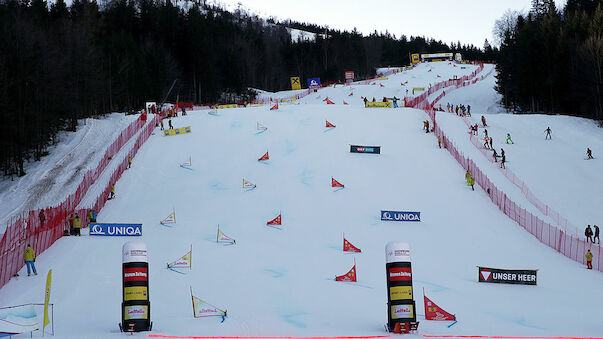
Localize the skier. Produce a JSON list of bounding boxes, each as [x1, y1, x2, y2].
[[585, 250, 593, 270], [585, 225, 594, 243], [446, 103, 450, 112], [594, 225, 600, 244], [437, 136, 442, 148], [500, 153, 506, 169], [474, 124, 479, 136], [73, 214, 82, 236], [168, 119, 173, 130], [109, 185, 115, 200], [467, 104, 471, 116], [544, 127, 552, 140], [492, 149, 498, 162], [484, 129, 488, 138], [392, 97, 398, 108], [506, 133, 514, 144], [481, 115, 487, 127], [363, 97, 368, 107], [23, 244, 37, 276], [181, 106, 187, 116], [484, 136, 489, 149], [128, 156, 132, 169], [586, 148, 593, 159], [425, 120, 430, 133], [489, 136, 493, 149]]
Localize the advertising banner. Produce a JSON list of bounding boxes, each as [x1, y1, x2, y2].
[[411, 53, 420, 64], [124, 305, 149, 320], [389, 286, 413, 300], [163, 126, 192, 137], [121, 242, 150, 332], [307, 78, 321, 89], [388, 266, 412, 281], [350, 145, 381, 154], [378, 77, 389, 81], [124, 286, 148, 301], [124, 267, 148, 282], [365, 102, 392, 108], [385, 241, 416, 331], [90, 223, 143, 236], [381, 211, 421, 222], [478, 267, 538, 285], [412, 87, 425, 92], [391, 304, 414, 320], [216, 104, 238, 109], [290, 77, 301, 90], [345, 71, 354, 80]]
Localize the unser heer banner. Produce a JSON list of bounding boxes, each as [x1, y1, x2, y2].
[[477, 266, 538, 285]]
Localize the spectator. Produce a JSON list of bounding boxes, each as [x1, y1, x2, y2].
[[128, 156, 132, 169], [585, 225, 594, 243], [88, 209, 97, 223], [73, 215, 82, 236], [585, 250, 593, 270], [586, 148, 593, 160], [23, 244, 37, 276], [594, 225, 600, 244], [39, 210, 46, 225]]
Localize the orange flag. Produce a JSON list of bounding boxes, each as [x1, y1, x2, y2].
[[335, 263, 357, 282], [258, 152, 269, 161]]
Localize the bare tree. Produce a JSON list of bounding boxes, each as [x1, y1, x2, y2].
[[492, 9, 521, 46]]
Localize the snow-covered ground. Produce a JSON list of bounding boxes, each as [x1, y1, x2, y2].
[[1, 62, 602, 339]]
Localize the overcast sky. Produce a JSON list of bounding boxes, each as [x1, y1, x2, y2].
[[212, 0, 567, 47]]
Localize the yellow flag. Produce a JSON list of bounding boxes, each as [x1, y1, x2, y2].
[[43, 269, 52, 329]]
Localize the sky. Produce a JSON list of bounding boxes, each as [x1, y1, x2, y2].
[[212, 0, 567, 47]]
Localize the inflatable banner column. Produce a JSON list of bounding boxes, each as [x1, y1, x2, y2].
[[385, 241, 416, 331], [120, 242, 151, 332]]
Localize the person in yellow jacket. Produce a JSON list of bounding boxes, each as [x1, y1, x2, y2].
[[465, 170, 475, 191], [24, 244, 37, 276], [73, 214, 82, 236], [109, 185, 115, 199], [585, 250, 593, 269]]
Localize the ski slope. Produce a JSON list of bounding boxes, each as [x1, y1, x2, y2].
[[1, 62, 602, 339]]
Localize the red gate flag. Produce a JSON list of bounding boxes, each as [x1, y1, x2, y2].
[[267, 213, 281, 226], [326, 120, 336, 128], [424, 294, 455, 321], [335, 262, 357, 282], [348, 92, 353, 96], [343, 235, 361, 253], [343, 101, 349, 105], [326, 98, 335, 105], [331, 178, 344, 188], [258, 152, 269, 161], [270, 103, 278, 110], [323, 97, 329, 102]]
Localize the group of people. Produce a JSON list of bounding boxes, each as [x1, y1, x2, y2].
[[446, 103, 471, 116]]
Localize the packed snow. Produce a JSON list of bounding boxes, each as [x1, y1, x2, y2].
[[1, 61, 602, 339]]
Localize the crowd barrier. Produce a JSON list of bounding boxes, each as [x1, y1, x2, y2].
[[414, 70, 602, 272], [0, 113, 162, 289]]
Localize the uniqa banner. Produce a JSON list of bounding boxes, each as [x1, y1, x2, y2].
[[381, 211, 421, 222], [350, 145, 381, 154], [477, 266, 538, 285], [90, 223, 143, 236]]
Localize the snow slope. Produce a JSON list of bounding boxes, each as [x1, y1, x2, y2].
[[0, 114, 140, 229], [0, 62, 602, 339]]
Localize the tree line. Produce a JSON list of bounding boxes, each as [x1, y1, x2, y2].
[[0, 0, 491, 178], [495, 0, 602, 121]]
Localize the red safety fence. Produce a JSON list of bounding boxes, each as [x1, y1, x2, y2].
[[414, 74, 602, 272], [0, 112, 163, 289]]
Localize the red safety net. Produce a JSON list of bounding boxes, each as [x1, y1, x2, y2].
[[0, 112, 165, 288]]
